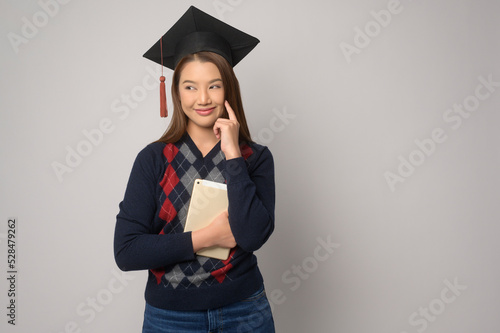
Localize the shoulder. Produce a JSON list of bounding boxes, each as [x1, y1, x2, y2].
[[136, 141, 167, 161], [131, 141, 170, 175]]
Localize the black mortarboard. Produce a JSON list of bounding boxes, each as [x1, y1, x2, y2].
[[143, 6, 260, 70], [143, 6, 259, 117]]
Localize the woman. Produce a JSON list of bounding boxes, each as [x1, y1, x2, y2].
[[114, 6, 276, 332]]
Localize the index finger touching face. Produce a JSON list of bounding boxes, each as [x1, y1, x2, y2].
[[225, 100, 237, 121]]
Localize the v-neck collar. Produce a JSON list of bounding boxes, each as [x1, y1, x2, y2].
[[182, 132, 222, 160]]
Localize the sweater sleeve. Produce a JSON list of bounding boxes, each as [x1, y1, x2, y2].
[[114, 145, 196, 272], [225, 146, 275, 252]]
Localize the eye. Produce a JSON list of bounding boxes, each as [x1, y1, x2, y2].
[[209, 84, 222, 89], [184, 86, 196, 90]]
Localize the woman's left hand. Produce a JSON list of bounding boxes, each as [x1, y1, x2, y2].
[[213, 100, 242, 160]]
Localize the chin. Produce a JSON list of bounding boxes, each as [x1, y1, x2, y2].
[[190, 117, 217, 129]]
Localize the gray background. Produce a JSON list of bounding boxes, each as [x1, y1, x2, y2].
[[1, 0, 499, 332]]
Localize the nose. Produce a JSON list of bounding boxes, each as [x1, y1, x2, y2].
[[198, 88, 211, 105]]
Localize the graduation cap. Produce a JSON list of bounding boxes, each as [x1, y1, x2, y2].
[[143, 6, 260, 117]]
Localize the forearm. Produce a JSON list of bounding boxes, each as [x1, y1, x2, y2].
[[191, 228, 211, 253], [114, 220, 195, 271]]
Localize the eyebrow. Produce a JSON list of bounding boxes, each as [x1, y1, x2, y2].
[[181, 78, 222, 85]]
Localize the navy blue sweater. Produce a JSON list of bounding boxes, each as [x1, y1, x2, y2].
[[114, 134, 275, 310]]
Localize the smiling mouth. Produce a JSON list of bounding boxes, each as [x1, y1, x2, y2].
[[195, 107, 216, 116]]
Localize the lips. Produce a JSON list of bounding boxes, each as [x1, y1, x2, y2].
[[194, 107, 216, 116]]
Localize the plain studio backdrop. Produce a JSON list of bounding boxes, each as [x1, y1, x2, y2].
[[1, 0, 499, 332]]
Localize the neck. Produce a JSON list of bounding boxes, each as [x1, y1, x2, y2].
[[186, 122, 219, 151]]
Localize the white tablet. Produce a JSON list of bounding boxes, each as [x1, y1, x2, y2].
[[184, 179, 231, 260]]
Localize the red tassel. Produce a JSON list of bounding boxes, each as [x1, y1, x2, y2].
[[160, 76, 167, 117], [159, 36, 167, 118]]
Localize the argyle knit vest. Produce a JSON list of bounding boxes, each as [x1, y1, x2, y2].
[[150, 135, 241, 288]]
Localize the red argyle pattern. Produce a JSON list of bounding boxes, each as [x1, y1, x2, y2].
[[150, 137, 254, 289]]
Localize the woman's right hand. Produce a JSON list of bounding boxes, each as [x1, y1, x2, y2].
[[191, 211, 236, 252]]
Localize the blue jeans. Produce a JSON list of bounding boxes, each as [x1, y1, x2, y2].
[[142, 286, 275, 333]]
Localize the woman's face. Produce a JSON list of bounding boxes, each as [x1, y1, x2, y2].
[[178, 60, 225, 130]]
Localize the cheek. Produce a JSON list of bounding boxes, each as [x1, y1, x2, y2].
[[213, 89, 225, 104], [179, 89, 187, 100], [179, 91, 194, 107]]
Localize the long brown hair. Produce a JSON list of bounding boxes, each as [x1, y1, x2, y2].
[[156, 51, 252, 144]]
